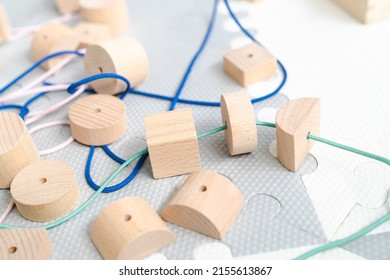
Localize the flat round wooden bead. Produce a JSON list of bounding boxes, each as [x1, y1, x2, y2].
[[220, 92, 257, 155], [11, 160, 80, 222], [84, 36, 149, 95], [0, 112, 40, 189], [79, 0, 129, 36], [0, 228, 52, 260], [69, 94, 127, 146]]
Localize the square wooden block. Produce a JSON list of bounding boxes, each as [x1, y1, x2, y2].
[[144, 108, 201, 179], [332, 0, 390, 23], [223, 43, 277, 87]]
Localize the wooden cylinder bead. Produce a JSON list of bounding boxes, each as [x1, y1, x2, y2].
[[84, 36, 149, 95], [56, 0, 80, 15], [220, 92, 257, 155], [162, 170, 244, 240], [276, 97, 321, 172], [74, 22, 112, 49], [0, 112, 40, 189], [0, 228, 52, 260], [30, 23, 80, 70], [69, 94, 127, 146], [0, 4, 11, 44], [91, 196, 175, 260], [79, 0, 129, 36], [10, 160, 80, 222]]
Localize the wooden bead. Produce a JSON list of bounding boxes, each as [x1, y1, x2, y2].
[[11, 160, 80, 222], [69, 94, 127, 146], [220, 92, 257, 155], [0, 228, 52, 260], [56, 0, 80, 15], [79, 0, 129, 36], [91, 196, 175, 260], [144, 108, 201, 179], [30, 23, 80, 70], [0, 4, 11, 44], [332, 0, 390, 23], [223, 43, 277, 87], [276, 98, 321, 172], [0, 112, 40, 189], [84, 36, 149, 95], [162, 170, 244, 240], [74, 22, 112, 49]]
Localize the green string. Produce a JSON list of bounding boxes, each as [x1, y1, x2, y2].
[[256, 120, 276, 128]]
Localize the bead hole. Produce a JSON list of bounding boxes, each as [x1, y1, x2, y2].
[[247, 53, 253, 58], [124, 215, 132, 222], [39, 178, 47, 184], [8, 247, 17, 254], [95, 108, 101, 113], [200, 185, 207, 192], [98, 67, 103, 73]]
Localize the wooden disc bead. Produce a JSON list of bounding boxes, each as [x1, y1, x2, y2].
[[69, 94, 127, 146], [0, 4, 11, 44], [79, 0, 129, 36], [0, 228, 52, 260], [56, 0, 80, 15], [30, 23, 80, 70], [11, 160, 80, 222], [220, 92, 257, 156], [84, 36, 149, 95], [162, 170, 244, 240], [74, 22, 112, 49], [91, 196, 175, 260], [0, 112, 40, 189]]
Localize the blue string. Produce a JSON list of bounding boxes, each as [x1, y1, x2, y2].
[[101, 145, 126, 164], [19, 91, 54, 119], [0, 105, 27, 117]]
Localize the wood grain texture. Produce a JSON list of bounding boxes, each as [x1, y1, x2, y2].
[[79, 0, 129, 36], [332, 0, 390, 23], [0, 112, 40, 188], [0, 228, 51, 260], [30, 23, 80, 70], [56, 0, 80, 14], [144, 108, 201, 179], [0, 4, 11, 43], [91, 196, 175, 260], [84, 36, 149, 95], [221, 92, 257, 155], [69, 94, 127, 146], [276, 98, 320, 172], [162, 170, 244, 240], [223, 43, 277, 86], [74, 22, 112, 49], [11, 160, 80, 222]]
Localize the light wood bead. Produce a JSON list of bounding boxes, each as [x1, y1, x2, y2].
[[11, 160, 80, 222], [74, 22, 112, 49], [162, 170, 244, 240], [69, 94, 127, 146], [332, 0, 390, 23], [30, 23, 80, 70], [0, 228, 52, 260], [79, 0, 129, 36], [221, 92, 257, 155], [0, 112, 40, 189], [144, 108, 201, 179], [276, 98, 320, 172], [56, 0, 80, 15], [0, 4, 11, 43], [84, 36, 149, 95], [91, 196, 175, 260], [223, 43, 277, 87]]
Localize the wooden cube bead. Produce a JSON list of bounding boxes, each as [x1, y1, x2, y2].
[[56, 0, 80, 15], [74, 22, 112, 49], [332, 0, 390, 24], [276, 98, 320, 172], [0, 4, 11, 44], [0, 229, 52, 260], [162, 170, 244, 240], [0, 112, 40, 189], [91, 196, 175, 260], [221, 92, 257, 155], [84, 36, 149, 95], [223, 43, 277, 87], [11, 160, 80, 222], [144, 108, 201, 179]]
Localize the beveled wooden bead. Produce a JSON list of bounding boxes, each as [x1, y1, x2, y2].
[[332, 0, 390, 24], [162, 170, 244, 240], [11, 160, 80, 222], [276, 97, 321, 172], [84, 36, 149, 95], [69, 94, 127, 146], [74, 22, 112, 49], [56, 0, 80, 15], [0, 228, 52, 260], [91, 196, 175, 260], [0, 4, 11, 43], [221, 92, 257, 155], [0, 112, 40, 189], [223, 43, 277, 86]]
